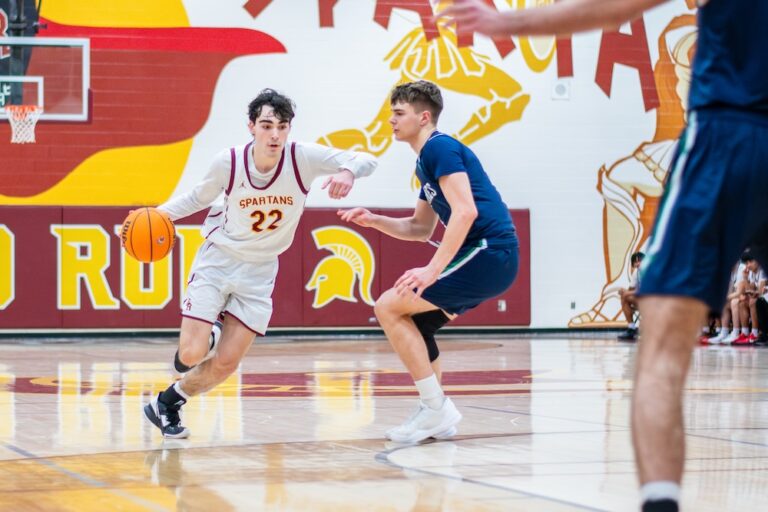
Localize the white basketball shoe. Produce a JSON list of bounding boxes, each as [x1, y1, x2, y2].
[[386, 398, 462, 444]]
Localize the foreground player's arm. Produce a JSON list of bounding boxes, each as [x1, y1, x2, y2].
[[157, 150, 230, 221], [338, 200, 439, 241], [296, 142, 378, 199], [436, 0, 667, 38], [394, 173, 477, 298]]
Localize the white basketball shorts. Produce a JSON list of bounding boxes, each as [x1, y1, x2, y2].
[[182, 241, 278, 334]]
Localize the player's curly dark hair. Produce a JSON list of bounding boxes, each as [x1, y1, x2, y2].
[[248, 89, 296, 123], [390, 80, 443, 123]]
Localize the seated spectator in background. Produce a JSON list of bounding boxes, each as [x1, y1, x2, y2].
[[699, 311, 720, 344], [731, 252, 759, 345], [618, 251, 645, 341], [714, 251, 758, 344], [755, 267, 768, 346], [708, 261, 741, 344]]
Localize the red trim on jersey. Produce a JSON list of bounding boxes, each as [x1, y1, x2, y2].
[[223, 310, 264, 335], [204, 226, 220, 239], [226, 147, 236, 195], [181, 313, 215, 326], [208, 211, 222, 218], [291, 142, 309, 195], [244, 141, 284, 190]]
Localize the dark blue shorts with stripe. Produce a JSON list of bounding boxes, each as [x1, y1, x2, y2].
[[422, 240, 518, 315], [638, 108, 768, 311]]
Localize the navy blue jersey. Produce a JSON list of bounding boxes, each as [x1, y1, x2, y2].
[[416, 132, 517, 248], [689, 1, 768, 113]]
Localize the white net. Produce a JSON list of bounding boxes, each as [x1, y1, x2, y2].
[[5, 105, 43, 144]]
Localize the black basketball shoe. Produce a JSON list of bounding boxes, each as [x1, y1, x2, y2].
[[144, 393, 190, 439]]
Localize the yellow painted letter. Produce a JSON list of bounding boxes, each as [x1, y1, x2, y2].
[[50, 225, 119, 310], [114, 226, 172, 309], [0, 225, 14, 310]]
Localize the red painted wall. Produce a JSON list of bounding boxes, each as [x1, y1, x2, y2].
[[0, 206, 530, 330]]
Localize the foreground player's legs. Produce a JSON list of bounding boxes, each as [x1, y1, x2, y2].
[[632, 296, 707, 508]]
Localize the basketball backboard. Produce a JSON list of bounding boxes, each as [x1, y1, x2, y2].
[[0, 36, 90, 121]]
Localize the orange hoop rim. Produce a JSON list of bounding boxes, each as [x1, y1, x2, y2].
[[4, 104, 43, 120]]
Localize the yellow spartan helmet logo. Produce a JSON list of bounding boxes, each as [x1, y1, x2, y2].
[[305, 226, 376, 309]]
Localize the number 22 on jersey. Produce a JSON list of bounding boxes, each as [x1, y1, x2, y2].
[[251, 209, 283, 233]]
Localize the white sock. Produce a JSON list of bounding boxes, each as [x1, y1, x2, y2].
[[173, 381, 191, 401], [628, 322, 637, 329], [415, 374, 445, 410], [752, 328, 759, 336], [716, 327, 723, 334], [731, 329, 740, 336], [640, 481, 680, 503], [742, 327, 749, 335]]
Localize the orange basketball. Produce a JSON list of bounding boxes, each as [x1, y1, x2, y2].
[[120, 207, 175, 263]]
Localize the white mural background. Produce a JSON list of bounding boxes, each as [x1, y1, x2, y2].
[[168, 0, 693, 328]]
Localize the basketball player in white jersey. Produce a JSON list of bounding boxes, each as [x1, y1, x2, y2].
[[144, 89, 378, 438]]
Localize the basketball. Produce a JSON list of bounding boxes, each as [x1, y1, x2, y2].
[[120, 207, 176, 263]]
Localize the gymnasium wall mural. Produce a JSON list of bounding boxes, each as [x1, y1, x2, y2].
[[0, 0, 697, 328]]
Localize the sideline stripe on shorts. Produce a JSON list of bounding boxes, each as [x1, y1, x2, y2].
[[642, 110, 698, 274], [439, 239, 488, 279]]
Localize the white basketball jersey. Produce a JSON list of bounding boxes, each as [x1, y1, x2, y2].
[[205, 141, 309, 262], [159, 139, 377, 262]]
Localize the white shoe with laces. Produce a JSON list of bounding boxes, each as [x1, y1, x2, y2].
[[432, 426, 458, 439], [707, 331, 726, 344], [386, 397, 462, 444], [722, 330, 740, 344], [385, 403, 423, 440]]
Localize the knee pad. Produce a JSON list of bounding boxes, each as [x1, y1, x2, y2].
[[412, 310, 451, 363]]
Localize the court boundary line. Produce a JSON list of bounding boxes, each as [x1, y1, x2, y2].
[[1, 443, 170, 512], [375, 443, 609, 512]]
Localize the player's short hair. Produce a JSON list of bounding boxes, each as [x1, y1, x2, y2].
[[740, 250, 756, 263], [248, 89, 296, 123], [390, 80, 443, 123], [631, 252, 645, 266]]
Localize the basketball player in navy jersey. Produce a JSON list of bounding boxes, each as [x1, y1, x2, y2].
[[438, 1, 768, 511], [143, 89, 377, 439], [339, 80, 519, 444]]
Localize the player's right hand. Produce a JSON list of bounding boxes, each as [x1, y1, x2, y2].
[[338, 207, 375, 227]]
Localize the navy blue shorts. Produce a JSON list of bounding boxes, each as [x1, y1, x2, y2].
[[422, 240, 518, 315], [638, 108, 768, 311]]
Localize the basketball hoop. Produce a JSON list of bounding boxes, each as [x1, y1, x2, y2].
[[4, 105, 43, 144]]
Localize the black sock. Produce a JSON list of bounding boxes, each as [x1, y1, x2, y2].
[[642, 499, 679, 512], [159, 383, 187, 409]]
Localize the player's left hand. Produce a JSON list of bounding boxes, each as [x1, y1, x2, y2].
[[395, 265, 441, 299], [322, 169, 354, 199]]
